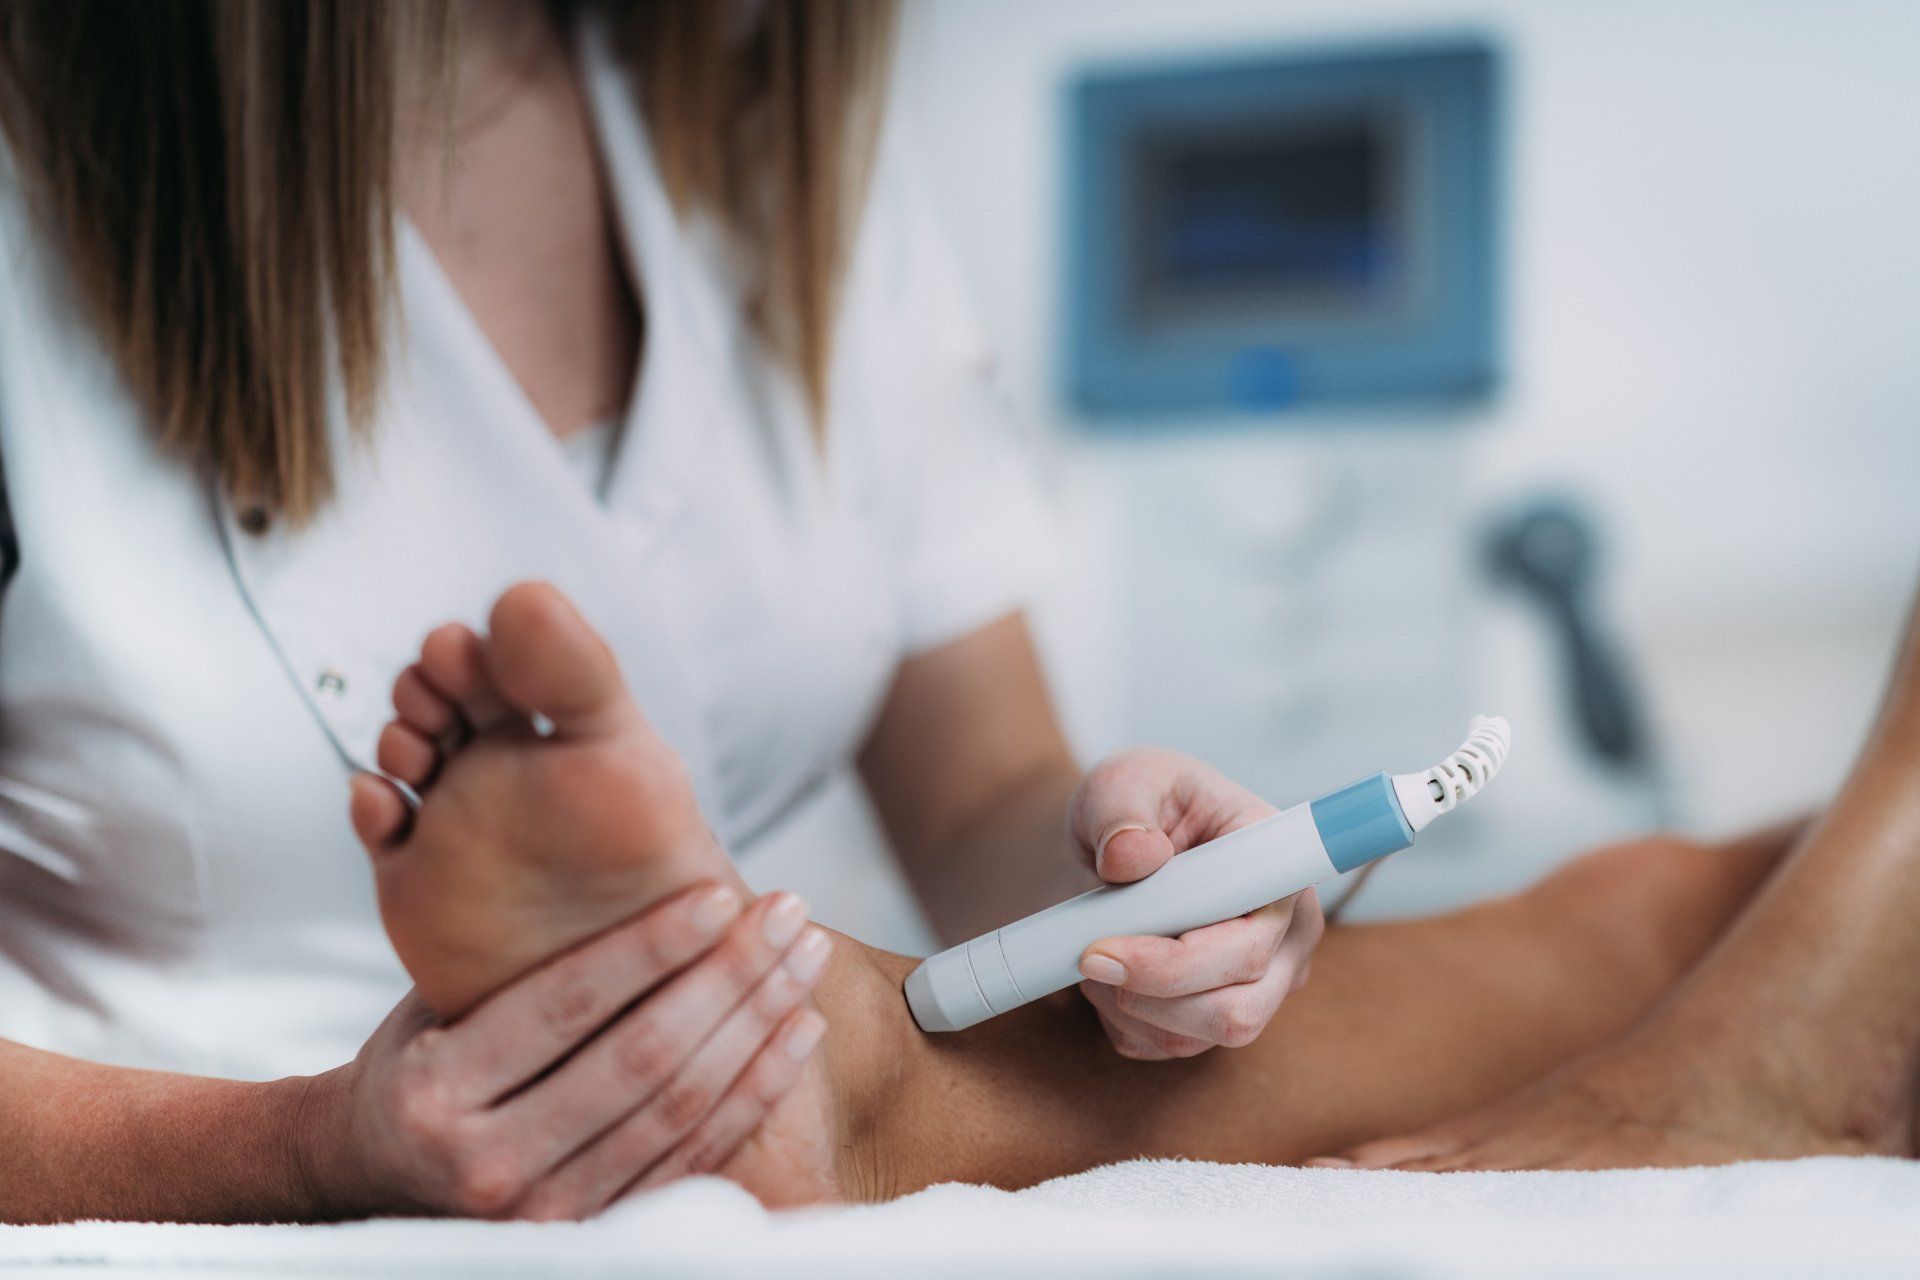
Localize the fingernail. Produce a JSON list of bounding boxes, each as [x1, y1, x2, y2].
[[1094, 824, 1149, 878], [692, 886, 740, 936], [782, 1010, 826, 1060], [762, 893, 808, 949], [784, 926, 832, 984], [1306, 1157, 1356, 1169], [1079, 953, 1127, 985]]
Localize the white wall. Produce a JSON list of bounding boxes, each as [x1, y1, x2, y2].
[[879, 0, 1920, 914]]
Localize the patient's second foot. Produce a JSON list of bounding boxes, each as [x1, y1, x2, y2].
[[1310, 835, 1919, 1178], [1319, 1012, 1914, 1171], [1316, 828, 1914, 1172]]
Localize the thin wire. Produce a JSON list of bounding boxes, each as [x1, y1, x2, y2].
[[1322, 856, 1387, 924]]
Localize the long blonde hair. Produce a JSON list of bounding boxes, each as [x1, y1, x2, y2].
[[0, 0, 898, 523]]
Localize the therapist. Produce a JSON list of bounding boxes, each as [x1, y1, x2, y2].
[[0, 0, 1324, 1223]]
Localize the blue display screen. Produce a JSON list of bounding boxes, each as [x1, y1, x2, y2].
[[1065, 39, 1500, 416], [1130, 115, 1405, 324]]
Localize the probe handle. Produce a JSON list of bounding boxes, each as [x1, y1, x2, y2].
[[1001, 802, 1331, 989], [905, 723, 1514, 1032], [906, 795, 1363, 1033], [904, 754, 1495, 1033]]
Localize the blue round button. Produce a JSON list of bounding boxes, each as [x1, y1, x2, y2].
[[1224, 346, 1302, 411]]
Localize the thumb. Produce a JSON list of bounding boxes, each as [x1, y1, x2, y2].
[[1094, 822, 1176, 883], [1072, 750, 1196, 883]]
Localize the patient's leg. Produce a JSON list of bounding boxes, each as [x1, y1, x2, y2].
[[356, 581, 1819, 1207], [835, 824, 1802, 1195], [1326, 589, 1920, 1171]]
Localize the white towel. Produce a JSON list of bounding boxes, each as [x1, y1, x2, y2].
[[3, 1157, 1916, 1277]]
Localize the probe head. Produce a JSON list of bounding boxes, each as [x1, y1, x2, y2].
[[1392, 714, 1512, 833]]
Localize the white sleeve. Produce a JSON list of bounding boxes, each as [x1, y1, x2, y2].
[[838, 121, 1059, 656]]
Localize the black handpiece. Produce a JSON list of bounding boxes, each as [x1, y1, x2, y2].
[[1484, 499, 1646, 769]]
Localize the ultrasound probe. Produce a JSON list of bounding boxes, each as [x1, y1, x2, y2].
[[905, 717, 1513, 1033]]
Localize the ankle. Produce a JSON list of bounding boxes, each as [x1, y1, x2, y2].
[[813, 940, 920, 1202], [1643, 988, 1915, 1151]]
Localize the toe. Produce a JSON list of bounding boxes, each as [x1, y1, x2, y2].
[[349, 773, 412, 852], [419, 622, 507, 730], [377, 720, 441, 789], [1397, 1152, 1473, 1172], [485, 582, 639, 739], [392, 664, 460, 740], [1335, 1132, 1460, 1170]]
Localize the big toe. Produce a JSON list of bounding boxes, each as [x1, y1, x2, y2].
[[485, 581, 639, 739]]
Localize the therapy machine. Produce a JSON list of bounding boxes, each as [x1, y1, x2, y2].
[[905, 717, 1512, 1033]]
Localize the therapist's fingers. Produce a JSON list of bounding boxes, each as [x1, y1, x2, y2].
[[624, 1007, 827, 1202], [418, 622, 509, 732], [432, 882, 748, 1103], [517, 938, 829, 1219], [1069, 751, 1182, 882], [1070, 748, 1277, 884], [1078, 980, 1212, 1059], [1097, 824, 1178, 885], [1099, 965, 1292, 1049], [1096, 903, 1320, 1049], [1082, 897, 1300, 999], [623, 1006, 826, 1202], [489, 896, 815, 1167], [1079, 894, 1323, 1054]]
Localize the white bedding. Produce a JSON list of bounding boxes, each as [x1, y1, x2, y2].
[[3, 1157, 1916, 1278]]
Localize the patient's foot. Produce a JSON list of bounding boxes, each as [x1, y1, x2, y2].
[[1317, 1009, 1915, 1171], [1314, 827, 1910, 1172], [349, 581, 749, 1016], [347, 581, 860, 1205]]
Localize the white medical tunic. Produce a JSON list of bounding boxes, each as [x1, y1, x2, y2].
[[0, 25, 1051, 1081]]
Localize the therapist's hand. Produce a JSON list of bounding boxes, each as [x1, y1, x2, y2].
[[299, 883, 829, 1220], [1069, 750, 1325, 1060]]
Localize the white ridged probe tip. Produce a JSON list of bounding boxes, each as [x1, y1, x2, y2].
[[1391, 715, 1512, 834]]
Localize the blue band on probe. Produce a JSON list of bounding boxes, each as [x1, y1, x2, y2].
[[1309, 772, 1416, 873]]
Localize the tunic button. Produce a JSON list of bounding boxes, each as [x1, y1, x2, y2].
[[315, 668, 348, 702], [238, 506, 270, 535]]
